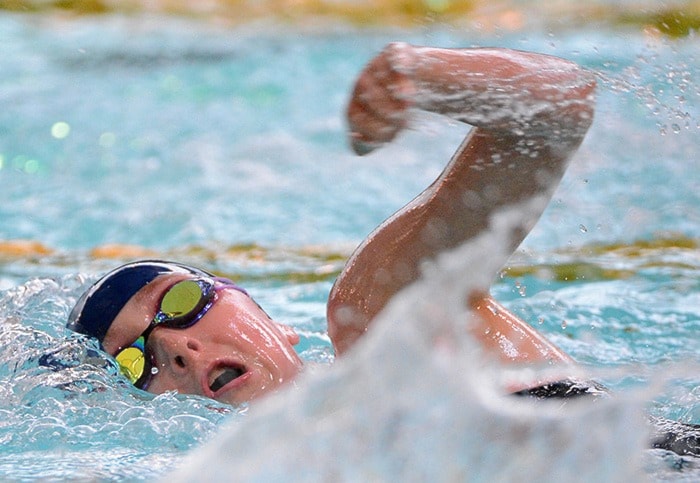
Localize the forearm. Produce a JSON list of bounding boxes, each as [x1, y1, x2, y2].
[[402, 44, 596, 137]]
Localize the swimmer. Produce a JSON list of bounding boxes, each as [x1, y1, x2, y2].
[[66, 43, 699, 455]]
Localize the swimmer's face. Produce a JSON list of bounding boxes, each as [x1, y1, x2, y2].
[[102, 274, 303, 405]]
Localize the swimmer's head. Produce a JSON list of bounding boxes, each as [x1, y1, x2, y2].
[[67, 260, 212, 344], [67, 260, 303, 405]]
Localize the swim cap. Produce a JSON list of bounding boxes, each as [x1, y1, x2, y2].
[[66, 260, 213, 344]]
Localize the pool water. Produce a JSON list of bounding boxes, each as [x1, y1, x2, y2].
[[0, 11, 698, 482]]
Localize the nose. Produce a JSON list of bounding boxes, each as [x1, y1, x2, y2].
[[150, 328, 204, 375]]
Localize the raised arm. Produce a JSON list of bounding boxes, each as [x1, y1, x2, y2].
[[328, 43, 596, 356]]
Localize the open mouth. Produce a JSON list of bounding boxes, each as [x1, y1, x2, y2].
[[208, 363, 247, 393]]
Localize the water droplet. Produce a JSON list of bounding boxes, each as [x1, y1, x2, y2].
[[151, 367, 159, 375], [538, 317, 545, 325], [561, 321, 568, 330], [579, 224, 588, 233], [671, 123, 681, 133], [51, 121, 71, 139], [24, 159, 40, 174]]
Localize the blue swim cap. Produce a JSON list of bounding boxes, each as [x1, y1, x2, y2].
[[67, 260, 213, 344]]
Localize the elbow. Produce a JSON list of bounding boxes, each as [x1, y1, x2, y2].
[[579, 70, 597, 117], [545, 70, 597, 142], [571, 72, 597, 136]]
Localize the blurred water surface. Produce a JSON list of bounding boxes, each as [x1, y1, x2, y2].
[[0, 10, 698, 481]]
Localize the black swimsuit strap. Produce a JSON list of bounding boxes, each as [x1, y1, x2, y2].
[[511, 378, 608, 400], [512, 379, 700, 458], [649, 416, 700, 457]]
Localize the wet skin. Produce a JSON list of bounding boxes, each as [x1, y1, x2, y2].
[[102, 274, 303, 405], [100, 44, 595, 404]]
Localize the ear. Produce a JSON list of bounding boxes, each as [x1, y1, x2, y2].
[[277, 323, 300, 346]]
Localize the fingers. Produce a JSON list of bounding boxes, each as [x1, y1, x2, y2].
[[347, 44, 416, 155], [347, 75, 407, 155]]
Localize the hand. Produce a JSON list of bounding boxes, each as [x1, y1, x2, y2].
[[346, 43, 416, 155]]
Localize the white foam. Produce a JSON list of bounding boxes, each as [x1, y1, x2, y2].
[[167, 200, 649, 482]]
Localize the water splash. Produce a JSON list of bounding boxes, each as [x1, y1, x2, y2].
[[594, 35, 698, 137], [168, 202, 652, 482]]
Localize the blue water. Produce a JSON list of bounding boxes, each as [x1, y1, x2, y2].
[[0, 11, 698, 481]]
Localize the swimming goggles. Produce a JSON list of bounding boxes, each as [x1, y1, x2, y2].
[[114, 277, 245, 389]]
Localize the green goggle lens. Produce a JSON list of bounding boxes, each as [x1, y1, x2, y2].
[[160, 279, 205, 319], [116, 336, 146, 384]]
